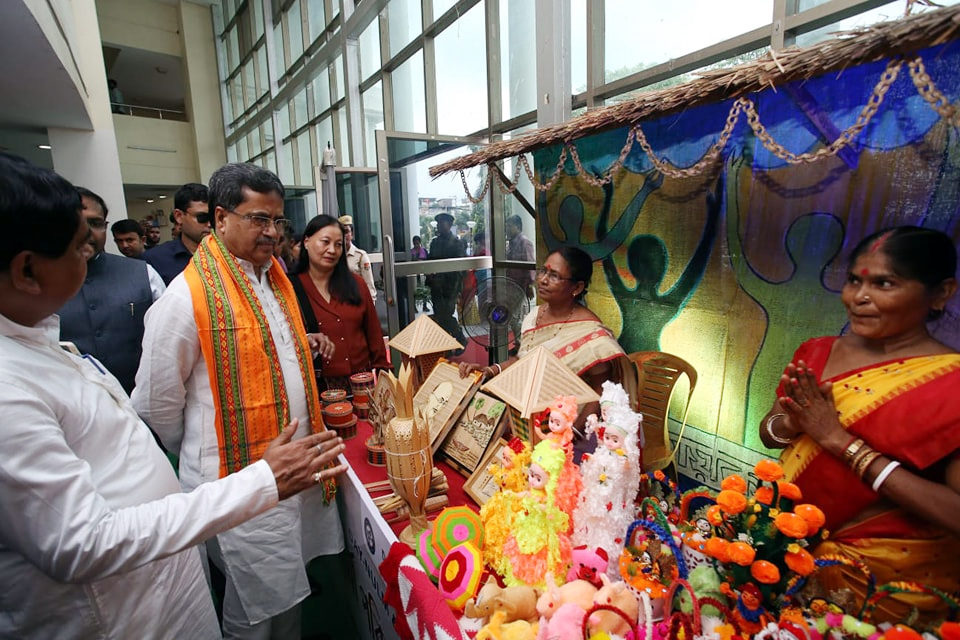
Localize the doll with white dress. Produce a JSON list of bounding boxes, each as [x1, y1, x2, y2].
[[572, 401, 641, 578]]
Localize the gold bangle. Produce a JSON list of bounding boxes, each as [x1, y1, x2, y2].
[[855, 450, 883, 479], [849, 444, 875, 473], [843, 438, 866, 463]]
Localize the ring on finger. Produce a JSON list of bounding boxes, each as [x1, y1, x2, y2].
[[313, 470, 322, 484], [316, 444, 324, 454]]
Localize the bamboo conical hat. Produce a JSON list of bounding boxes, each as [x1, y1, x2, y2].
[[389, 314, 463, 357], [481, 345, 599, 417]]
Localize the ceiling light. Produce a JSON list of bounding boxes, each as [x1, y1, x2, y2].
[[158, 195, 167, 199], [38, 144, 52, 150], [147, 199, 154, 203]]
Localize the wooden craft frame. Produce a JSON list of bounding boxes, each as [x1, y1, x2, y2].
[[439, 391, 507, 477], [411, 359, 482, 454], [463, 438, 511, 506]]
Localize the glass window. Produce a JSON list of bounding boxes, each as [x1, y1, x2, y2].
[[297, 130, 314, 186], [280, 139, 295, 185], [231, 75, 244, 120], [265, 150, 276, 174], [253, 0, 265, 40], [359, 19, 381, 81], [273, 22, 285, 70], [571, 0, 586, 94], [500, 0, 536, 120], [435, 4, 488, 135], [227, 143, 238, 163], [247, 127, 263, 158], [242, 61, 257, 110], [391, 50, 426, 133], [604, 0, 772, 83], [278, 103, 291, 140], [288, 1, 304, 63], [226, 27, 239, 71], [263, 120, 275, 149], [307, 0, 327, 45], [335, 108, 350, 167], [332, 55, 345, 102], [387, 0, 421, 57], [362, 81, 384, 167], [432, 0, 458, 23], [794, 0, 960, 47], [256, 46, 269, 97], [292, 86, 308, 129], [314, 116, 334, 162], [223, 0, 236, 22], [312, 66, 331, 115]]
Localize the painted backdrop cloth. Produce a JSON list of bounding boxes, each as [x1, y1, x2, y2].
[[518, 305, 637, 403], [779, 337, 960, 611]]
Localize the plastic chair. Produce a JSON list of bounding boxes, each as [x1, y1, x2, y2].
[[628, 351, 698, 473]]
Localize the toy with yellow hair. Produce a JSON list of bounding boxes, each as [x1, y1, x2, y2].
[[499, 439, 574, 588], [481, 438, 532, 572]]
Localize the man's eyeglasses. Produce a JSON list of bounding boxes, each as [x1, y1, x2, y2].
[[225, 209, 287, 231], [536, 266, 573, 284], [86, 218, 107, 230]]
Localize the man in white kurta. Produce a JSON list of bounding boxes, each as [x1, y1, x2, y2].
[[133, 163, 344, 639], [0, 153, 346, 639]]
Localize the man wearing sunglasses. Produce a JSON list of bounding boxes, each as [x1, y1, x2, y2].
[[58, 187, 165, 394], [146, 182, 210, 284]]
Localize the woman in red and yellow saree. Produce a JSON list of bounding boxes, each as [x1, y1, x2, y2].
[[760, 227, 960, 626]]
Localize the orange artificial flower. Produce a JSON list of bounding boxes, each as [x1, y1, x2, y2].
[[884, 625, 924, 640], [727, 541, 756, 566], [793, 504, 826, 535], [717, 490, 748, 515], [777, 481, 803, 501], [754, 486, 774, 505], [774, 512, 809, 538], [754, 459, 784, 482], [653, 470, 666, 481], [706, 504, 724, 526], [721, 474, 747, 494], [704, 536, 731, 563], [750, 560, 781, 584], [784, 547, 815, 576]]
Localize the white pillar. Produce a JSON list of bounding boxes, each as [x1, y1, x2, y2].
[[47, 0, 126, 254]]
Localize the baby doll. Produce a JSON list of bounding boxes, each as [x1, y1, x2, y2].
[[540, 395, 583, 524], [500, 440, 576, 588], [584, 381, 638, 446], [572, 402, 641, 578], [543, 395, 578, 451]]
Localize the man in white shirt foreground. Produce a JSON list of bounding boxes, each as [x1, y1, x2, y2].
[[0, 152, 347, 639], [133, 162, 347, 639]]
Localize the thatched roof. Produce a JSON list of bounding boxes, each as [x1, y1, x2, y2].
[[430, 4, 960, 177]]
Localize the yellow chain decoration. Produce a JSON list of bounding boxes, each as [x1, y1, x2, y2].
[[454, 49, 957, 202], [908, 56, 960, 127]]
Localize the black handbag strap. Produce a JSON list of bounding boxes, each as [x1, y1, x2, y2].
[[289, 273, 320, 334]]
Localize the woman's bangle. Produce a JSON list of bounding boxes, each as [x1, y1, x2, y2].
[[854, 449, 883, 479], [490, 363, 502, 376], [871, 460, 901, 492], [843, 437, 866, 463], [764, 413, 796, 445]]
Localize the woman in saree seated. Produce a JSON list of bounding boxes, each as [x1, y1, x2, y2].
[[459, 246, 636, 457], [761, 226, 960, 625]]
